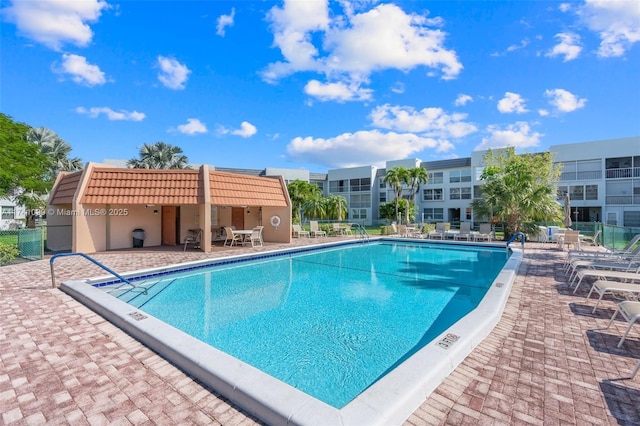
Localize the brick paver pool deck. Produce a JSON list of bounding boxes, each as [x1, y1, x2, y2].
[[1, 239, 639, 425]]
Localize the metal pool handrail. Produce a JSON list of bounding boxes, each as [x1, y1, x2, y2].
[[506, 232, 526, 253], [352, 223, 370, 240], [50, 252, 132, 289]]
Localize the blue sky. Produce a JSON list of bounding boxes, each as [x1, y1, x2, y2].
[[1, 0, 639, 172]]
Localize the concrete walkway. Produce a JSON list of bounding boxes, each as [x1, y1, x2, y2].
[[1, 239, 639, 425]]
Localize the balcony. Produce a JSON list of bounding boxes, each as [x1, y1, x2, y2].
[[605, 167, 640, 179]]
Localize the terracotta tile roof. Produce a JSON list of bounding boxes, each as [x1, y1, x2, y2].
[[209, 171, 288, 207], [80, 168, 203, 205], [48, 171, 83, 205]]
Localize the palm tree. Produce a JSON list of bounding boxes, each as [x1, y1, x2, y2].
[[470, 148, 562, 239], [325, 194, 348, 222], [287, 180, 321, 224], [404, 166, 428, 224], [302, 194, 327, 221], [127, 142, 190, 169], [27, 127, 82, 179], [382, 166, 408, 224]]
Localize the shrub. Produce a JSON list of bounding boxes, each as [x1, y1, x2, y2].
[[0, 243, 20, 266]]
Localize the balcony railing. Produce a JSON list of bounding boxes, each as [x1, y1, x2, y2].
[[605, 167, 640, 179], [606, 195, 633, 204], [559, 170, 603, 181]]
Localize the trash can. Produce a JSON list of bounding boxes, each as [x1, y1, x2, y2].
[[132, 228, 146, 248]]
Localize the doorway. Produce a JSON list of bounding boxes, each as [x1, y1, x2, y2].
[[231, 207, 245, 230], [161, 206, 180, 245]]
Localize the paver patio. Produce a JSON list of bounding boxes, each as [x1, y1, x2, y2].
[[1, 239, 639, 425]]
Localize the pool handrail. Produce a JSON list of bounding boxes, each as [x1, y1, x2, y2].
[[351, 223, 370, 240], [50, 252, 132, 289], [506, 232, 526, 252]]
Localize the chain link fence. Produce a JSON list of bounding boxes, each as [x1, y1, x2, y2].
[[0, 227, 45, 265]]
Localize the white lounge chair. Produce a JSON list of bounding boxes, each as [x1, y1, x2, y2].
[[428, 222, 446, 240], [310, 221, 326, 238], [455, 222, 472, 241], [587, 279, 640, 313], [603, 301, 640, 348], [566, 250, 640, 283], [292, 224, 310, 238], [474, 223, 492, 242], [563, 234, 640, 270], [572, 267, 640, 294]]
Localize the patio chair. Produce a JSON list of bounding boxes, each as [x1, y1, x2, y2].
[[342, 223, 353, 236], [455, 222, 472, 241], [428, 222, 446, 240], [223, 226, 241, 247], [474, 223, 492, 242], [292, 224, 310, 238], [586, 279, 640, 313], [310, 221, 326, 238], [571, 267, 640, 294], [247, 226, 264, 247], [397, 224, 408, 237], [603, 301, 640, 348], [580, 230, 601, 247], [564, 234, 640, 268], [566, 250, 640, 283], [183, 228, 202, 251], [332, 223, 344, 236], [558, 230, 581, 251]]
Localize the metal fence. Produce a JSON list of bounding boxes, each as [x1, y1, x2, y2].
[[0, 227, 45, 264]]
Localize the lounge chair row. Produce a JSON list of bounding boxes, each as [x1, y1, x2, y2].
[[567, 235, 640, 378], [292, 221, 327, 238]]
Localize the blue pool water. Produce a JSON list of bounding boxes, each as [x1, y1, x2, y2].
[[114, 241, 507, 408]]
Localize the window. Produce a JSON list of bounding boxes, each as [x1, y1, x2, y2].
[[570, 185, 584, 200], [428, 171, 443, 184], [585, 185, 598, 200], [577, 159, 601, 180], [450, 188, 460, 199], [379, 192, 386, 203], [461, 187, 472, 200], [350, 193, 371, 208], [350, 177, 371, 192], [449, 169, 471, 183], [1, 206, 15, 220], [624, 211, 640, 227], [466, 208, 472, 220], [557, 186, 568, 199], [475, 167, 484, 181], [313, 182, 324, 192], [329, 179, 348, 193], [351, 209, 367, 219], [379, 178, 386, 188], [423, 188, 443, 201], [423, 208, 444, 221]]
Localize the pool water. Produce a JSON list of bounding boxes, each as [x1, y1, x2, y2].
[[115, 241, 507, 408]]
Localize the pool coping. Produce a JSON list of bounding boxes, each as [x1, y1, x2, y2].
[[60, 238, 522, 426]]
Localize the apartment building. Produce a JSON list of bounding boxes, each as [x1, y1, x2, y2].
[[257, 136, 639, 227]]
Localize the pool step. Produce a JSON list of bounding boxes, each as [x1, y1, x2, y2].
[[120, 278, 176, 308]]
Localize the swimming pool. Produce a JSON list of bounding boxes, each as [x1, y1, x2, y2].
[[61, 238, 522, 425]]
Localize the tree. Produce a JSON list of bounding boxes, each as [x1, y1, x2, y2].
[[325, 194, 348, 221], [470, 147, 562, 239], [27, 127, 82, 179], [302, 194, 327, 221], [287, 180, 321, 224], [404, 166, 428, 224], [0, 114, 52, 227], [382, 166, 408, 224], [127, 142, 190, 169]]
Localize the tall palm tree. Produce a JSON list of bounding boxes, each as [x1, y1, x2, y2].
[[127, 142, 190, 169], [326, 194, 348, 222], [287, 180, 321, 224], [404, 166, 429, 224], [382, 166, 408, 224], [27, 127, 82, 178], [302, 194, 327, 221]]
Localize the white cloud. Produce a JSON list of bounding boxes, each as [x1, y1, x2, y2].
[[304, 79, 373, 102], [369, 104, 477, 139], [454, 94, 473, 106], [156, 56, 191, 90], [538, 109, 549, 116], [219, 121, 258, 138], [544, 88, 587, 112], [177, 118, 207, 135], [475, 122, 543, 151], [497, 92, 528, 114], [3, 0, 108, 50], [559, 3, 572, 12], [546, 32, 582, 61], [287, 130, 453, 168], [390, 82, 405, 94], [216, 8, 235, 37], [262, 2, 462, 97], [54, 54, 106, 86], [76, 106, 145, 121], [578, 0, 640, 57]]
